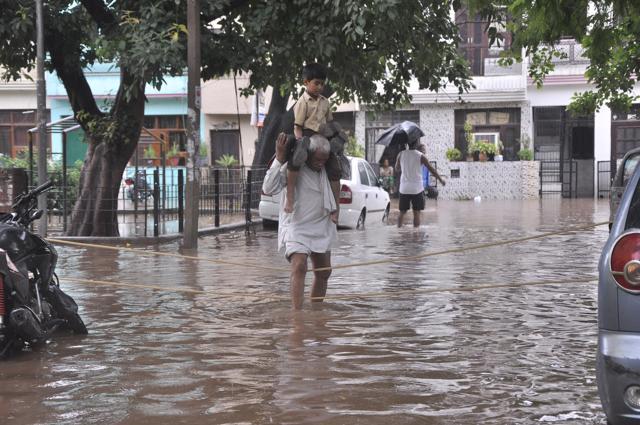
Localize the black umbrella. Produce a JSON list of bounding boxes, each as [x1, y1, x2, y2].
[[375, 121, 424, 147]]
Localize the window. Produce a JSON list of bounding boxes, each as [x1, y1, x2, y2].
[[0, 110, 49, 157], [455, 109, 520, 160], [364, 162, 379, 187], [623, 154, 640, 185], [210, 130, 240, 163], [358, 162, 370, 186]]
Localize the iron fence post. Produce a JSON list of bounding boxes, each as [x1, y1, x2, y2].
[[178, 169, 184, 233], [214, 168, 220, 227], [153, 168, 160, 237], [245, 169, 252, 233]]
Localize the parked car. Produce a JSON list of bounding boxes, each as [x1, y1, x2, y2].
[[610, 147, 640, 229], [597, 157, 640, 424], [259, 156, 390, 229]]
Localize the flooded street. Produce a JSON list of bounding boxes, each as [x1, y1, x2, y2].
[[1, 199, 610, 424]]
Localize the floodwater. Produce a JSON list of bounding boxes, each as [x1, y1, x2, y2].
[[0, 199, 611, 424]]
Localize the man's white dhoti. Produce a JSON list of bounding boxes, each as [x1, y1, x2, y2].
[[262, 159, 337, 258]]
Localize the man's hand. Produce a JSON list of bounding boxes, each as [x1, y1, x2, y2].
[[275, 133, 288, 163]]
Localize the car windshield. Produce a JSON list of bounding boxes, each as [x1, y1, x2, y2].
[[623, 155, 640, 185]]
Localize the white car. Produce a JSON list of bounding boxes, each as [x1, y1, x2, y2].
[[259, 156, 391, 229]]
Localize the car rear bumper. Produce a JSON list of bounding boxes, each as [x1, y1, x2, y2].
[[597, 330, 640, 424], [258, 199, 279, 222]]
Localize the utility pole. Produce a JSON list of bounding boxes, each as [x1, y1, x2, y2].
[[183, 0, 201, 248], [35, 0, 48, 236]]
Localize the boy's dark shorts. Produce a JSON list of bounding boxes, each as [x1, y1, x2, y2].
[[399, 193, 425, 211]]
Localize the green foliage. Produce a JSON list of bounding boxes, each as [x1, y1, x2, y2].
[[199, 143, 208, 159], [466, 0, 640, 113], [143, 145, 156, 159], [517, 148, 534, 161], [166, 144, 179, 158], [205, 1, 472, 107], [344, 135, 365, 158], [0, 152, 83, 209], [468, 141, 497, 155], [215, 154, 239, 168], [446, 148, 462, 161]]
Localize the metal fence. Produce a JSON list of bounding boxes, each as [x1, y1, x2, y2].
[[539, 160, 578, 198], [597, 160, 612, 198], [31, 165, 268, 237]]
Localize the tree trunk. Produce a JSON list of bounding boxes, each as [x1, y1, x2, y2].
[[252, 89, 291, 167], [68, 139, 132, 236]]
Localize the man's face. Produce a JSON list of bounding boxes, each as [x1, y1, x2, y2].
[[304, 78, 325, 97], [307, 149, 330, 171]]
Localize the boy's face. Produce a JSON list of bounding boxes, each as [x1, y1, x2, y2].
[[304, 78, 325, 97]]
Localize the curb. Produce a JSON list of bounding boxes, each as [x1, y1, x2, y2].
[[49, 219, 262, 246]]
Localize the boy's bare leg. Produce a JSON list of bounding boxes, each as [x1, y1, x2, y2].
[[289, 253, 308, 310], [285, 170, 298, 213], [330, 180, 340, 223]]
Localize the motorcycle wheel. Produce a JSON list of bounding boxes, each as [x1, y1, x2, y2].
[[65, 313, 88, 335], [0, 338, 23, 359]]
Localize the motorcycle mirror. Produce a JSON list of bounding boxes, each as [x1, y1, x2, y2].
[[31, 210, 44, 221]]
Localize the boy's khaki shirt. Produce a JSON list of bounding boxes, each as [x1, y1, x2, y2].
[[293, 91, 333, 133]]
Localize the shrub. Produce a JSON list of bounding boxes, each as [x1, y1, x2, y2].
[[517, 148, 534, 161], [446, 147, 462, 161]]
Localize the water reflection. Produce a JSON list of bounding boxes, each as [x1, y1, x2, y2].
[[0, 199, 609, 424]]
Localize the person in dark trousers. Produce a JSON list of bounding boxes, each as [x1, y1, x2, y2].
[[395, 133, 445, 227]]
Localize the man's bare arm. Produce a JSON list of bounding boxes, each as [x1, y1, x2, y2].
[[421, 155, 446, 186]]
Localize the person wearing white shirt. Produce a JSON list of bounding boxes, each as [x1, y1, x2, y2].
[[395, 134, 445, 228], [262, 133, 338, 309]]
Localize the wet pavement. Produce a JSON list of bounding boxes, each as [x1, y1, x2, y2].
[[0, 199, 610, 424]]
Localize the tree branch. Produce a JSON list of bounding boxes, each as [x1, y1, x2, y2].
[[47, 29, 101, 119], [79, 0, 117, 32], [202, 0, 251, 22]]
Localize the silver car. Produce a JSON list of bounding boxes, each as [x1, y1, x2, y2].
[[597, 156, 640, 424], [610, 147, 640, 228]]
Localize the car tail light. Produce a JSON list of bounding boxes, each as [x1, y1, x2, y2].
[[610, 231, 640, 293], [339, 184, 352, 204]]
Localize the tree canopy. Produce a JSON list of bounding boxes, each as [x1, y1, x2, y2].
[[466, 0, 640, 114], [203, 0, 472, 106], [0, 0, 474, 235]]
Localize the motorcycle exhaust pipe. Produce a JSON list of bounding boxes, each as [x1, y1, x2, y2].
[[9, 308, 44, 342]]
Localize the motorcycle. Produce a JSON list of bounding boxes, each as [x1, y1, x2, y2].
[[0, 180, 87, 358], [124, 171, 153, 203]]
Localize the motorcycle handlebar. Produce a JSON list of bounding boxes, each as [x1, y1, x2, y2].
[[12, 180, 54, 209], [31, 180, 54, 197]]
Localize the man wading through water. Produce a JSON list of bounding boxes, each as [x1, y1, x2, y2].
[[262, 133, 337, 309]]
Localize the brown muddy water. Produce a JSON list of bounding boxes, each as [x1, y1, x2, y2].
[[0, 199, 610, 424]]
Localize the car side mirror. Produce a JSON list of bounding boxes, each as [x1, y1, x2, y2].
[[376, 177, 383, 187]]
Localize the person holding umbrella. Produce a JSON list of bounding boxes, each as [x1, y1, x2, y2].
[[384, 126, 445, 228]]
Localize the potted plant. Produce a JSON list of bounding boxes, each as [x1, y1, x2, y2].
[[143, 145, 156, 166], [517, 148, 534, 160], [517, 134, 534, 161], [166, 144, 180, 166], [446, 147, 462, 161]]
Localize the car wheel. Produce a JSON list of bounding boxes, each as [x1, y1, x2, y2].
[[356, 209, 366, 229], [262, 219, 278, 229], [382, 204, 390, 224]]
